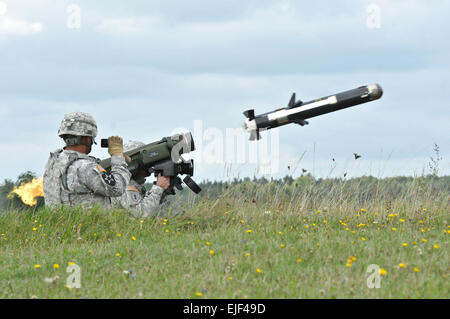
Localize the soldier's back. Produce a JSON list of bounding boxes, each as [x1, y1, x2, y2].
[[43, 149, 112, 208]]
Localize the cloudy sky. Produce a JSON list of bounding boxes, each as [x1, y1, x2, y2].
[[0, 0, 449, 182]]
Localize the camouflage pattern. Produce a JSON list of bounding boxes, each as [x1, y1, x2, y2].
[[112, 179, 187, 218], [110, 179, 166, 218], [58, 112, 98, 138], [43, 149, 131, 207], [109, 141, 184, 217]]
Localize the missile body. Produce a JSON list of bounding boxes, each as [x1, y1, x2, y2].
[[243, 83, 382, 140]]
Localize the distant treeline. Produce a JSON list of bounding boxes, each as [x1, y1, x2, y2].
[[191, 174, 450, 208], [196, 174, 450, 197], [1, 171, 449, 212]]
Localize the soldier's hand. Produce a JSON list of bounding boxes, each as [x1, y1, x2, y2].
[[156, 173, 170, 190], [108, 136, 124, 156]]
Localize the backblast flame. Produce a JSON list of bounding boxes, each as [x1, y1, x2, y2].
[[9, 177, 44, 206]]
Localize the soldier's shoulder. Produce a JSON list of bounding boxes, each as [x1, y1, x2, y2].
[[62, 151, 96, 169]]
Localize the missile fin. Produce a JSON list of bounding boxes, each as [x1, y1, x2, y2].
[[243, 109, 255, 120], [294, 119, 309, 126], [288, 93, 296, 108]]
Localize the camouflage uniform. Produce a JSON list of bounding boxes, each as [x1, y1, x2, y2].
[[43, 112, 131, 207], [111, 177, 168, 218], [111, 141, 184, 218]]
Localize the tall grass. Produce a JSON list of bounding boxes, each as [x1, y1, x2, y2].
[[0, 175, 448, 298]]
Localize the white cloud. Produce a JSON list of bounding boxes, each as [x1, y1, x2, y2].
[[0, 1, 7, 16], [0, 16, 42, 35], [94, 17, 164, 35]]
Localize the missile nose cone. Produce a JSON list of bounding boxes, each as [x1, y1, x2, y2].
[[368, 83, 383, 100]]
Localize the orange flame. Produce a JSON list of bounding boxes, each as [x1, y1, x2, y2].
[[9, 177, 44, 206]]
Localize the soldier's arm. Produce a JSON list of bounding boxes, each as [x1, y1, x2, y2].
[[123, 185, 165, 218], [77, 156, 131, 197]]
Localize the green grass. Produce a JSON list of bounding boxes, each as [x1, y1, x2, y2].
[[0, 182, 448, 299]]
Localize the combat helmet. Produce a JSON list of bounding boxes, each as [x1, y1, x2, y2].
[[58, 112, 98, 138], [58, 112, 98, 147]]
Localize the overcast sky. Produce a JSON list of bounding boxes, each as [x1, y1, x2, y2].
[[0, 0, 449, 182]]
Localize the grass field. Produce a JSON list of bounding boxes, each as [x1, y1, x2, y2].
[[0, 178, 448, 298]]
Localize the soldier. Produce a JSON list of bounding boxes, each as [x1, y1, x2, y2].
[[43, 112, 131, 207], [112, 141, 185, 218]]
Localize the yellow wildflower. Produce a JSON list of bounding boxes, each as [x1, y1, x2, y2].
[[209, 250, 214, 255], [414, 267, 420, 272], [398, 263, 406, 268], [246, 229, 252, 234], [68, 261, 75, 266], [379, 268, 387, 276], [297, 258, 303, 263], [195, 292, 202, 297], [433, 244, 439, 249], [280, 243, 285, 248], [53, 264, 60, 269], [34, 264, 40, 269], [402, 243, 407, 247], [256, 268, 262, 273], [131, 235, 136, 241]]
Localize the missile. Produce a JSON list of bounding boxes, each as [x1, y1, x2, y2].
[[243, 83, 383, 140]]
